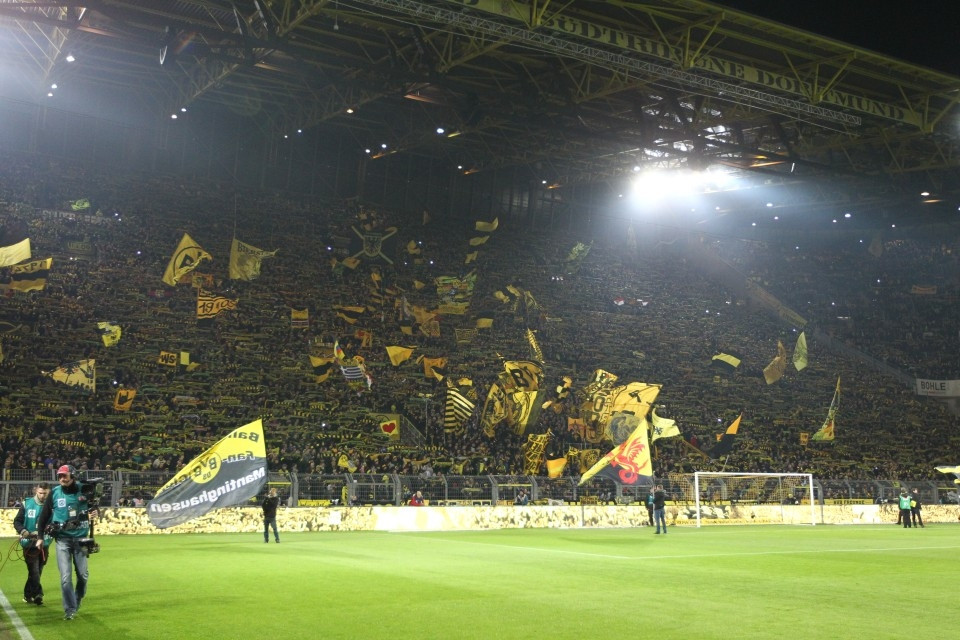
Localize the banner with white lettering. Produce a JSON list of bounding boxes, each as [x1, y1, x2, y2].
[[915, 379, 960, 398], [147, 419, 267, 529]]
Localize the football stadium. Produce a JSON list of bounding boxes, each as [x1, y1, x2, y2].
[[1, 1, 959, 638]]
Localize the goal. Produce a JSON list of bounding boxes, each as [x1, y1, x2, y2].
[[692, 472, 817, 527]]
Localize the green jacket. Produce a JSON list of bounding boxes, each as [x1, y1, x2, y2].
[[49, 482, 92, 538], [14, 497, 52, 549]]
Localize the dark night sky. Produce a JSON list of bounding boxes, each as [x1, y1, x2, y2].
[[713, 1, 960, 77]]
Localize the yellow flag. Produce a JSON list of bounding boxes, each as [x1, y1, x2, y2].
[[0, 238, 31, 267], [475, 218, 499, 232], [793, 332, 808, 371], [114, 388, 136, 411], [763, 340, 788, 384], [423, 356, 447, 380], [162, 233, 211, 286], [476, 317, 493, 329], [464, 251, 478, 264], [44, 359, 95, 392], [406, 240, 421, 255], [158, 351, 178, 366], [386, 346, 413, 367], [469, 235, 489, 246], [97, 321, 122, 347], [229, 237, 276, 280], [650, 408, 680, 441]]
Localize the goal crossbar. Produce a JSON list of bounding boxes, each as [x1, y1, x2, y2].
[[693, 471, 816, 527]]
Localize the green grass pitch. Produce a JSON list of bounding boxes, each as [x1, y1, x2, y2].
[[1, 525, 957, 639]]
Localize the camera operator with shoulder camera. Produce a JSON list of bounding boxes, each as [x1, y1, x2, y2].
[[12, 482, 52, 605], [35, 465, 100, 621]]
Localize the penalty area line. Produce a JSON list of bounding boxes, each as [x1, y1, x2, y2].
[[0, 588, 35, 640]]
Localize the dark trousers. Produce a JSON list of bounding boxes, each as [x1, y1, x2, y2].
[[900, 508, 912, 527], [263, 517, 278, 542], [23, 546, 48, 600], [911, 508, 923, 527], [646, 507, 654, 526]]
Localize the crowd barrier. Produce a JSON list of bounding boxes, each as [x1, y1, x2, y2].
[[2, 503, 956, 536]]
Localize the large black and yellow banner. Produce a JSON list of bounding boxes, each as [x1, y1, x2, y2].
[[147, 419, 267, 529]]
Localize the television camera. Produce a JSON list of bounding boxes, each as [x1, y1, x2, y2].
[[44, 476, 104, 556]]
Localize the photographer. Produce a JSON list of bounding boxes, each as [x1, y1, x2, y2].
[[13, 483, 52, 605], [35, 465, 100, 621]]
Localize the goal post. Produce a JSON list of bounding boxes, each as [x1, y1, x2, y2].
[[692, 472, 817, 527]]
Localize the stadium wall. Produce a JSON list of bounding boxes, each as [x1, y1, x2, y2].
[[4, 504, 957, 535]]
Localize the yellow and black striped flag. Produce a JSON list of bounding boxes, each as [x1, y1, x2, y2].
[[444, 382, 476, 433], [197, 290, 238, 320], [8, 257, 52, 292], [291, 308, 309, 329], [309, 355, 335, 383], [334, 305, 365, 325]]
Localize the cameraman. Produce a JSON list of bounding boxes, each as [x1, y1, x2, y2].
[[35, 465, 99, 621], [13, 483, 52, 605]]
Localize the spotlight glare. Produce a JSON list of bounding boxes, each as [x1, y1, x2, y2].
[[51, 83, 57, 89], [436, 127, 445, 134], [65, 54, 75, 62], [180, 107, 187, 112], [170, 114, 177, 119]]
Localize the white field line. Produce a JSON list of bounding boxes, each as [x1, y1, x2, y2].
[[0, 588, 36, 640]]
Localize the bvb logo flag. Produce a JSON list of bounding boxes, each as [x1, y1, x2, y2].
[[114, 388, 136, 411], [147, 419, 267, 529], [162, 233, 212, 286], [578, 417, 653, 486]]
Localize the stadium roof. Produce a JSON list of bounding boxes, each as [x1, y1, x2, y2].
[[2, 0, 959, 218]]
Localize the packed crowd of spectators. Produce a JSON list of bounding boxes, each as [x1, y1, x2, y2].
[[0, 151, 957, 493]]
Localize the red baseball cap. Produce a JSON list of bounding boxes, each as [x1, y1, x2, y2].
[[57, 465, 74, 477]]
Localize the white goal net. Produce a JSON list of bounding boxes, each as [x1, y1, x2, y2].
[[692, 472, 817, 527]]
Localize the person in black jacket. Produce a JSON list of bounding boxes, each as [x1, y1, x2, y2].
[[653, 485, 667, 534], [910, 488, 924, 528], [13, 483, 51, 605], [261, 488, 280, 543]]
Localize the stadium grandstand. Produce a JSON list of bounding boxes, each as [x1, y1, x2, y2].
[[1, 0, 959, 512]]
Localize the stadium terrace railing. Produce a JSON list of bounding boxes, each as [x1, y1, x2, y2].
[[1, 470, 955, 509]]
